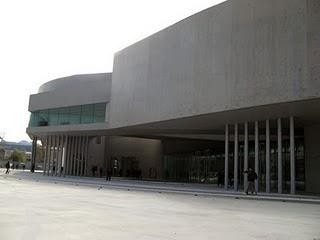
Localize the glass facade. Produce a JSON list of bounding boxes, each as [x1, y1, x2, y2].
[[163, 134, 305, 193], [29, 103, 107, 127], [163, 150, 225, 184]]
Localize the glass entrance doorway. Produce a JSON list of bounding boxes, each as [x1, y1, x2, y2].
[[163, 150, 224, 184]]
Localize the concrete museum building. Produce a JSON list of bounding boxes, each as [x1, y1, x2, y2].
[[27, 0, 320, 195]]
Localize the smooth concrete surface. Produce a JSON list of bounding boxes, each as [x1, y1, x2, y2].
[[29, 73, 112, 111], [76, 136, 162, 179], [110, 0, 319, 129], [87, 136, 106, 175], [1, 171, 320, 240], [105, 136, 163, 179], [308, 0, 320, 89]]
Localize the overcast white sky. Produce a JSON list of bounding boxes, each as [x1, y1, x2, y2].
[[0, 0, 225, 142]]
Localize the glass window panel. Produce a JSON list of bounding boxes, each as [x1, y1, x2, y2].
[[93, 103, 106, 123], [49, 108, 59, 126], [28, 114, 32, 127], [58, 107, 70, 125], [29, 102, 107, 127], [30, 111, 40, 127], [69, 106, 81, 124], [38, 110, 49, 126], [81, 104, 94, 124]]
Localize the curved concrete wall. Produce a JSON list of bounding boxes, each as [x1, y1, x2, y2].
[[29, 73, 112, 111], [110, 0, 320, 128]]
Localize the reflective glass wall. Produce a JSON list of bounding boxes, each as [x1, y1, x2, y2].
[[162, 135, 305, 192], [163, 150, 225, 184], [29, 103, 107, 127]]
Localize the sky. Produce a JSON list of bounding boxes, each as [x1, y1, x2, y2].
[[0, 0, 226, 142]]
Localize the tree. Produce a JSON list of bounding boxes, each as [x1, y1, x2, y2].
[[0, 148, 4, 161], [9, 149, 26, 162]]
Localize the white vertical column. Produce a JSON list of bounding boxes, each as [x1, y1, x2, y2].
[[60, 136, 64, 176], [48, 136, 52, 176], [67, 137, 70, 175], [52, 135, 57, 176], [277, 118, 282, 194], [77, 136, 81, 176], [266, 120, 270, 193], [84, 136, 89, 176], [55, 136, 59, 176], [47, 136, 52, 176], [66, 136, 72, 176], [78, 136, 81, 176], [254, 121, 259, 192], [224, 124, 229, 190], [244, 122, 248, 189], [71, 136, 76, 175], [75, 136, 78, 176], [43, 136, 49, 175], [69, 136, 74, 175], [56, 135, 61, 176], [69, 136, 73, 176], [290, 117, 295, 194], [70, 136, 74, 175], [59, 136, 64, 176], [234, 123, 238, 191], [79, 137, 82, 176], [80, 136, 85, 176], [73, 136, 78, 176], [64, 136, 69, 176], [62, 136, 67, 177]]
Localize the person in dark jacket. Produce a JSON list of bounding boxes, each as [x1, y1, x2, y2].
[[106, 169, 111, 181], [217, 170, 224, 187], [5, 161, 10, 174], [244, 168, 258, 195]]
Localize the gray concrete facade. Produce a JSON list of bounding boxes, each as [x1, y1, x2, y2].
[[110, 0, 320, 129], [26, 0, 320, 195]]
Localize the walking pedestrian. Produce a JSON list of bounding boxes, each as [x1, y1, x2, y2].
[[5, 161, 10, 174]]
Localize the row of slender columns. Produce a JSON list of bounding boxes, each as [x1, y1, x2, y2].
[[42, 135, 89, 177], [225, 117, 296, 194], [65, 135, 89, 177]]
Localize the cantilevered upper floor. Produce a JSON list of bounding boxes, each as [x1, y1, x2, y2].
[[27, 73, 111, 136]]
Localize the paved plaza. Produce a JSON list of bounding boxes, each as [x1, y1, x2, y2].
[[0, 171, 319, 240]]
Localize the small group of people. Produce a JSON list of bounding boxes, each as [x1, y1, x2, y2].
[[4, 161, 26, 174]]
